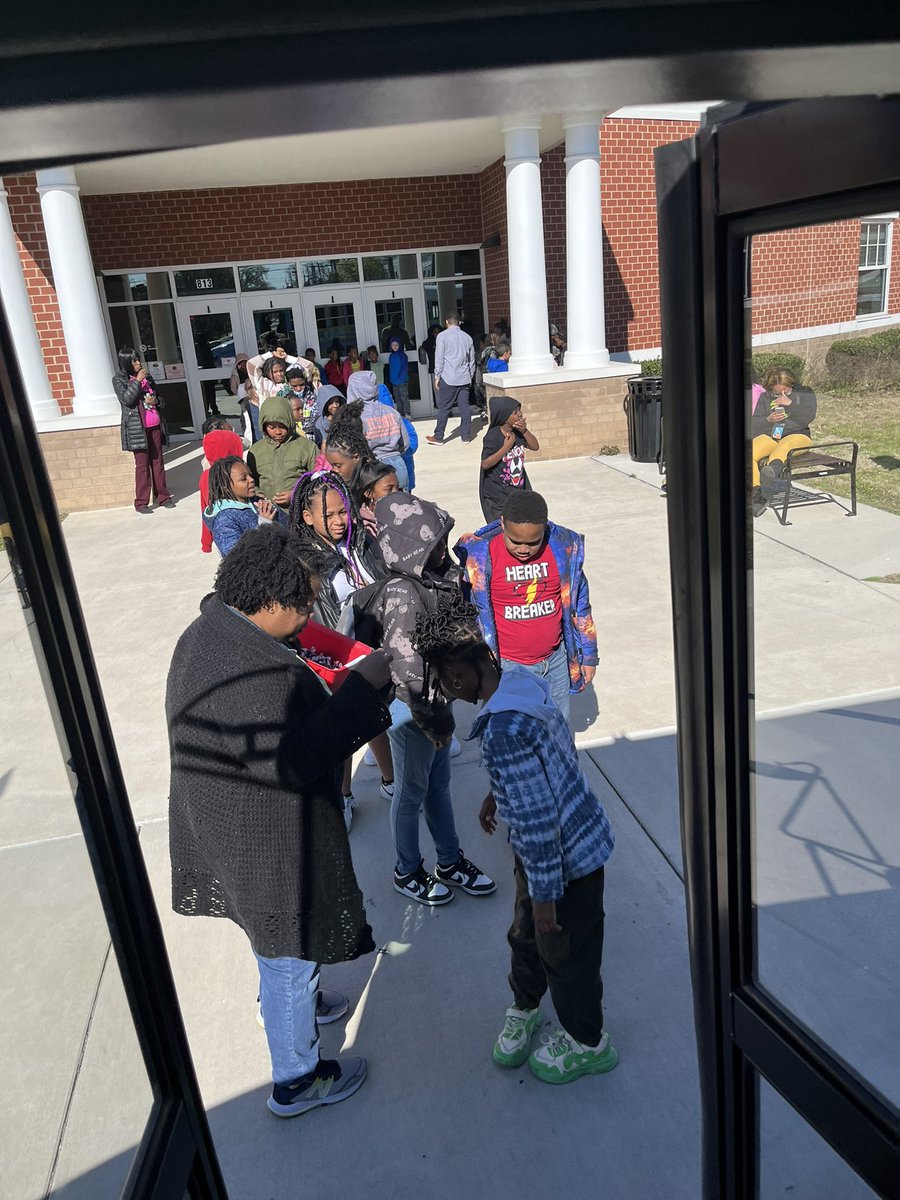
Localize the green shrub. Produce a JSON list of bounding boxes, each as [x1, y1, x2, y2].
[[640, 357, 662, 377], [752, 352, 805, 385], [825, 328, 900, 388]]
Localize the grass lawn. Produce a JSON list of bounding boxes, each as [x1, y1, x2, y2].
[[802, 388, 900, 516]]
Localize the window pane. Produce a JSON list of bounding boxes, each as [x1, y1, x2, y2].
[[246, 306, 298, 355], [856, 268, 887, 316], [103, 272, 171, 303], [759, 1077, 878, 1198], [362, 254, 418, 282], [189, 311, 235, 369], [748, 219, 900, 1112], [421, 248, 481, 278], [172, 267, 236, 297], [858, 223, 887, 269], [424, 279, 485, 332], [107, 304, 183, 365], [0, 495, 154, 1199], [308, 302, 359, 359], [300, 258, 359, 287], [374, 297, 417, 350], [238, 263, 298, 291]]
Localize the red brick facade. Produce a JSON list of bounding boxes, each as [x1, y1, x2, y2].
[[5, 172, 71, 407], [6, 119, 899, 420]]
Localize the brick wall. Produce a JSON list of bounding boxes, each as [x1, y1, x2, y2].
[[80, 176, 483, 268], [5, 172, 71, 412], [38, 424, 135, 511], [479, 156, 508, 330], [484, 376, 629, 461]]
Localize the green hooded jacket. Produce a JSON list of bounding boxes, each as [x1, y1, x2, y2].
[[247, 395, 317, 505]]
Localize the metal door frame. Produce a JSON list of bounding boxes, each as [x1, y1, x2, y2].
[[656, 97, 900, 1199]]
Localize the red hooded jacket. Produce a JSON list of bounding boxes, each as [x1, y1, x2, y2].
[[199, 429, 245, 552]]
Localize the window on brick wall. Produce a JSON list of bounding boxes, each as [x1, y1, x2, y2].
[[856, 220, 892, 316]]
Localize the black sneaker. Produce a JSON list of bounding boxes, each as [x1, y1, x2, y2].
[[393, 862, 453, 905], [267, 1056, 367, 1117], [435, 852, 497, 896]]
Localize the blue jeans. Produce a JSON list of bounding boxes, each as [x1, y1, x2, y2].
[[247, 402, 261, 443], [254, 951, 319, 1084], [388, 697, 460, 875], [381, 453, 409, 490], [501, 641, 571, 723], [434, 383, 472, 441], [393, 383, 410, 416]]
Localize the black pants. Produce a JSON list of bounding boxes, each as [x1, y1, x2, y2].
[[508, 857, 606, 1046], [434, 382, 472, 441]]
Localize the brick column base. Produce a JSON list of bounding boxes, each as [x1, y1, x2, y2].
[[38, 424, 137, 512], [484, 375, 629, 461]]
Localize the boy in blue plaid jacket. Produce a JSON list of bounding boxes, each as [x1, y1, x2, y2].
[[413, 594, 618, 1085]]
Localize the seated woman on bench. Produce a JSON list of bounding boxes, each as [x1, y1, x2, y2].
[[750, 368, 817, 517]]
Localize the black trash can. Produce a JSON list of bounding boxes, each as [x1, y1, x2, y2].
[[623, 375, 663, 462]]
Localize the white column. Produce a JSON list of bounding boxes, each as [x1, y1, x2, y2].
[[35, 166, 117, 418], [501, 116, 556, 374], [0, 182, 60, 420], [562, 112, 610, 370]]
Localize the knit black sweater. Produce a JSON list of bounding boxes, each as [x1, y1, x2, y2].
[[166, 593, 390, 962]]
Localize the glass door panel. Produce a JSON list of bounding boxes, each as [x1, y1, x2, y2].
[[107, 302, 195, 436], [241, 293, 303, 358], [301, 289, 364, 370], [177, 297, 246, 436], [747, 218, 900, 1110], [366, 285, 429, 417]]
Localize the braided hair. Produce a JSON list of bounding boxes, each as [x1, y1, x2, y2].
[[287, 469, 369, 592], [206, 456, 246, 506], [412, 591, 499, 704]]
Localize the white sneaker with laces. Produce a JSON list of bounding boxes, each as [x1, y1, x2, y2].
[[363, 747, 377, 767], [342, 793, 357, 831], [449, 735, 462, 758], [379, 778, 394, 802]]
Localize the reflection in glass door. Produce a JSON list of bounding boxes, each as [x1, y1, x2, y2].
[[366, 285, 429, 418], [241, 294, 303, 358], [178, 297, 246, 435], [301, 288, 364, 364]]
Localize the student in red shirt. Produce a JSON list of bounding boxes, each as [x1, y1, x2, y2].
[[455, 490, 598, 723]]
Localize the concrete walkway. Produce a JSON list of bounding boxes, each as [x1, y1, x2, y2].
[[2, 421, 898, 1198]]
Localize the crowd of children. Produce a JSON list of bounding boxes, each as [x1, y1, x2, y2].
[[166, 315, 619, 1122]]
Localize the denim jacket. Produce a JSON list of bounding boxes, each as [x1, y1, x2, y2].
[[455, 520, 598, 694]]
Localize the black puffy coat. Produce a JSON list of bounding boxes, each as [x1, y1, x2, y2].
[[313, 535, 386, 629], [113, 370, 168, 453]]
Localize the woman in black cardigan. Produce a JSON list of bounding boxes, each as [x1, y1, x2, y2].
[[166, 525, 392, 1117], [112, 346, 174, 513]]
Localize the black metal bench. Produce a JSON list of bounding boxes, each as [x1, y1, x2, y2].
[[767, 440, 859, 526]]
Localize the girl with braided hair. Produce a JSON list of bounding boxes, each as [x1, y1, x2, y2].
[[323, 400, 374, 490], [412, 591, 618, 1087], [288, 469, 393, 825], [202, 455, 281, 557]]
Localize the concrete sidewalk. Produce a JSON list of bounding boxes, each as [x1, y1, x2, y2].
[[2, 426, 899, 1198]]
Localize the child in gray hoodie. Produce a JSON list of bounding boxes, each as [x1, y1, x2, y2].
[[347, 371, 409, 489]]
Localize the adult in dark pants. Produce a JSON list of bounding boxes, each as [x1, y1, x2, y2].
[[113, 347, 174, 513], [427, 313, 475, 445], [166, 526, 393, 1117]]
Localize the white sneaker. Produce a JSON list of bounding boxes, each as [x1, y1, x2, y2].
[[449, 735, 462, 758], [363, 747, 377, 767], [379, 778, 394, 802], [342, 793, 357, 831]]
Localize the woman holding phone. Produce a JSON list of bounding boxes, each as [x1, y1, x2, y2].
[[113, 346, 174, 514], [750, 367, 817, 517]]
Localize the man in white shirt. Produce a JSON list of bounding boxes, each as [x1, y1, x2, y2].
[[427, 313, 476, 445]]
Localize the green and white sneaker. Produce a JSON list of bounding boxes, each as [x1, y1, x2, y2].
[[528, 1028, 619, 1084], [492, 1005, 543, 1068]]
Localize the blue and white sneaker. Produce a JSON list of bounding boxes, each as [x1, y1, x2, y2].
[[267, 1056, 367, 1117]]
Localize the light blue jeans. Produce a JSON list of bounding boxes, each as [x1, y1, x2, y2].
[[254, 951, 319, 1084], [381, 453, 409, 490], [501, 641, 571, 723], [388, 697, 460, 876]]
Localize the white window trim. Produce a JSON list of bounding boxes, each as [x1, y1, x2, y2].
[[856, 218, 893, 320]]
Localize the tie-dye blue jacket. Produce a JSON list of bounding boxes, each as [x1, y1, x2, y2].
[[455, 519, 598, 694]]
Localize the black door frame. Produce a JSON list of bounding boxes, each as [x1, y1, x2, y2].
[[0, 313, 227, 1198], [656, 98, 900, 1199]]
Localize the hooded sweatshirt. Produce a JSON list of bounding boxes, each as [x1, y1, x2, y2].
[[375, 383, 418, 489], [471, 666, 615, 902], [314, 385, 345, 447], [388, 338, 409, 386], [246, 395, 317, 507], [347, 371, 409, 461], [199, 429, 245, 553], [479, 395, 532, 522], [372, 493, 459, 732]]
